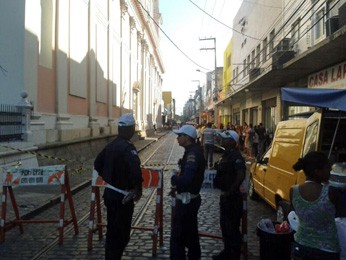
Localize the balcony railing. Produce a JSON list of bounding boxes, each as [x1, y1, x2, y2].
[[0, 93, 33, 142], [0, 104, 23, 142]]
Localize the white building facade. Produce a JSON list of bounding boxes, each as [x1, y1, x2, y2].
[[0, 0, 164, 145], [217, 0, 346, 132]]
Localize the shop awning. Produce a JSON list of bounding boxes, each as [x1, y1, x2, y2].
[[281, 88, 346, 111]]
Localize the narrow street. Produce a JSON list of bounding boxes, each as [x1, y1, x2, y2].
[[0, 132, 275, 259]]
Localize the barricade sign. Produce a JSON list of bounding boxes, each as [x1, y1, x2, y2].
[[88, 168, 164, 257], [202, 169, 217, 188], [0, 165, 78, 244]]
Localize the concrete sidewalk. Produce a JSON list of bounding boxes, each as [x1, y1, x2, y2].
[[1, 131, 167, 222]]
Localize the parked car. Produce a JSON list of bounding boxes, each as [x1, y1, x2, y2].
[[248, 109, 346, 222]]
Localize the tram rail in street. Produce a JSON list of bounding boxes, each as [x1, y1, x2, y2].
[[29, 133, 173, 259], [0, 132, 276, 259]]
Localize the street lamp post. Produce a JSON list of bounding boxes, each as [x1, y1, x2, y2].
[[199, 37, 218, 127], [192, 80, 202, 124], [199, 37, 217, 93], [196, 69, 208, 124]]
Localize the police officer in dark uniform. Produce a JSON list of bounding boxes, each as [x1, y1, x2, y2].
[[212, 130, 246, 260], [94, 113, 142, 260], [170, 125, 206, 260]]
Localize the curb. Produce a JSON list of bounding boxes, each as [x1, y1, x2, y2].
[[16, 131, 168, 221]]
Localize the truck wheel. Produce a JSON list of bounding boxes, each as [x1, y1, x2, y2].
[[276, 201, 289, 223], [248, 176, 259, 200]]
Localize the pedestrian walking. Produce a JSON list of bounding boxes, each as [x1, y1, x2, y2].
[[253, 125, 259, 159], [170, 125, 206, 260], [213, 130, 246, 260], [290, 151, 346, 260], [94, 113, 143, 260], [247, 123, 255, 159], [256, 123, 266, 157], [242, 122, 248, 154], [196, 124, 202, 146], [201, 122, 216, 169]]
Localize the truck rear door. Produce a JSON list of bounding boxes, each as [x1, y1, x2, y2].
[[302, 110, 322, 157]]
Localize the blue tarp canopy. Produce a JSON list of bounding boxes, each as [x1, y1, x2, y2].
[[281, 88, 346, 111]]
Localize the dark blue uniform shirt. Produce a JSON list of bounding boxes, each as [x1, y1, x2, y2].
[[171, 143, 205, 194], [94, 136, 142, 200]]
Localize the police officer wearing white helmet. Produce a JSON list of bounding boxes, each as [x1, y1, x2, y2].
[[213, 130, 246, 260], [170, 125, 206, 260], [94, 113, 142, 260]]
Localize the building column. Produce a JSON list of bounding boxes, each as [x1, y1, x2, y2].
[[55, 0, 72, 130], [141, 40, 149, 130], [120, 0, 130, 113], [136, 31, 143, 130]]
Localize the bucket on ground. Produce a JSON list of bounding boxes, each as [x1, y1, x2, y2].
[[256, 219, 294, 260]]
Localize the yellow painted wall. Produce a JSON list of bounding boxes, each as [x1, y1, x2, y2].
[[223, 39, 232, 92], [162, 91, 172, 108]]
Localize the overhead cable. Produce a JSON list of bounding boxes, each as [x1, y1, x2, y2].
[[137, 0, 212, 71], [188, 0, 262, 40], [230, 0, 331, 85]]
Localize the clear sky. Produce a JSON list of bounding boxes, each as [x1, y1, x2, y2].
[[159, 0, 243, 115]]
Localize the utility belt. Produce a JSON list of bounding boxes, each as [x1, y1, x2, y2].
[[105, 184, 135, 204], [176, 192, 199, 204]]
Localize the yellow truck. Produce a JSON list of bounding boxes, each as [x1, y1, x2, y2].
[[248, 88, 346, 222]]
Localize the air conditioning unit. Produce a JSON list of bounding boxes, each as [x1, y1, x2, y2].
[[293, 44, 300, 53], [326, 16, 339, 36], [339, 3, 346, 27], [275, 38, 291, 52], [272, 50, 295, 69], [249, 67, 261, 81]]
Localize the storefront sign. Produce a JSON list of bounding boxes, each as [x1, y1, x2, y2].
[[308, 61, 346, 89]]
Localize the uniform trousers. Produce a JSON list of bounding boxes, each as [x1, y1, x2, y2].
[[219, 193, 243, 260], [104, 198, 134, 260], [170, 196, 201, 260], [204, 143, 215, 168]]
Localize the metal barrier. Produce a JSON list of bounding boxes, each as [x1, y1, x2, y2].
[[0, 165, 79, 244], [88, 168, 164, 257]]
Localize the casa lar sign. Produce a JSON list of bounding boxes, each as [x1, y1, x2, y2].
[[308, 61, 346, 89]]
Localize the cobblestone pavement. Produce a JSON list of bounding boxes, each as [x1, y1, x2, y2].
[[0, 131, 276, 259]]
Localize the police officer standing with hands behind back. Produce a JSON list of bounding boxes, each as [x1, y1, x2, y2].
[[213, 130, 246, 260], [170, 125, 206, 260], [94, 113, 143, 260]]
